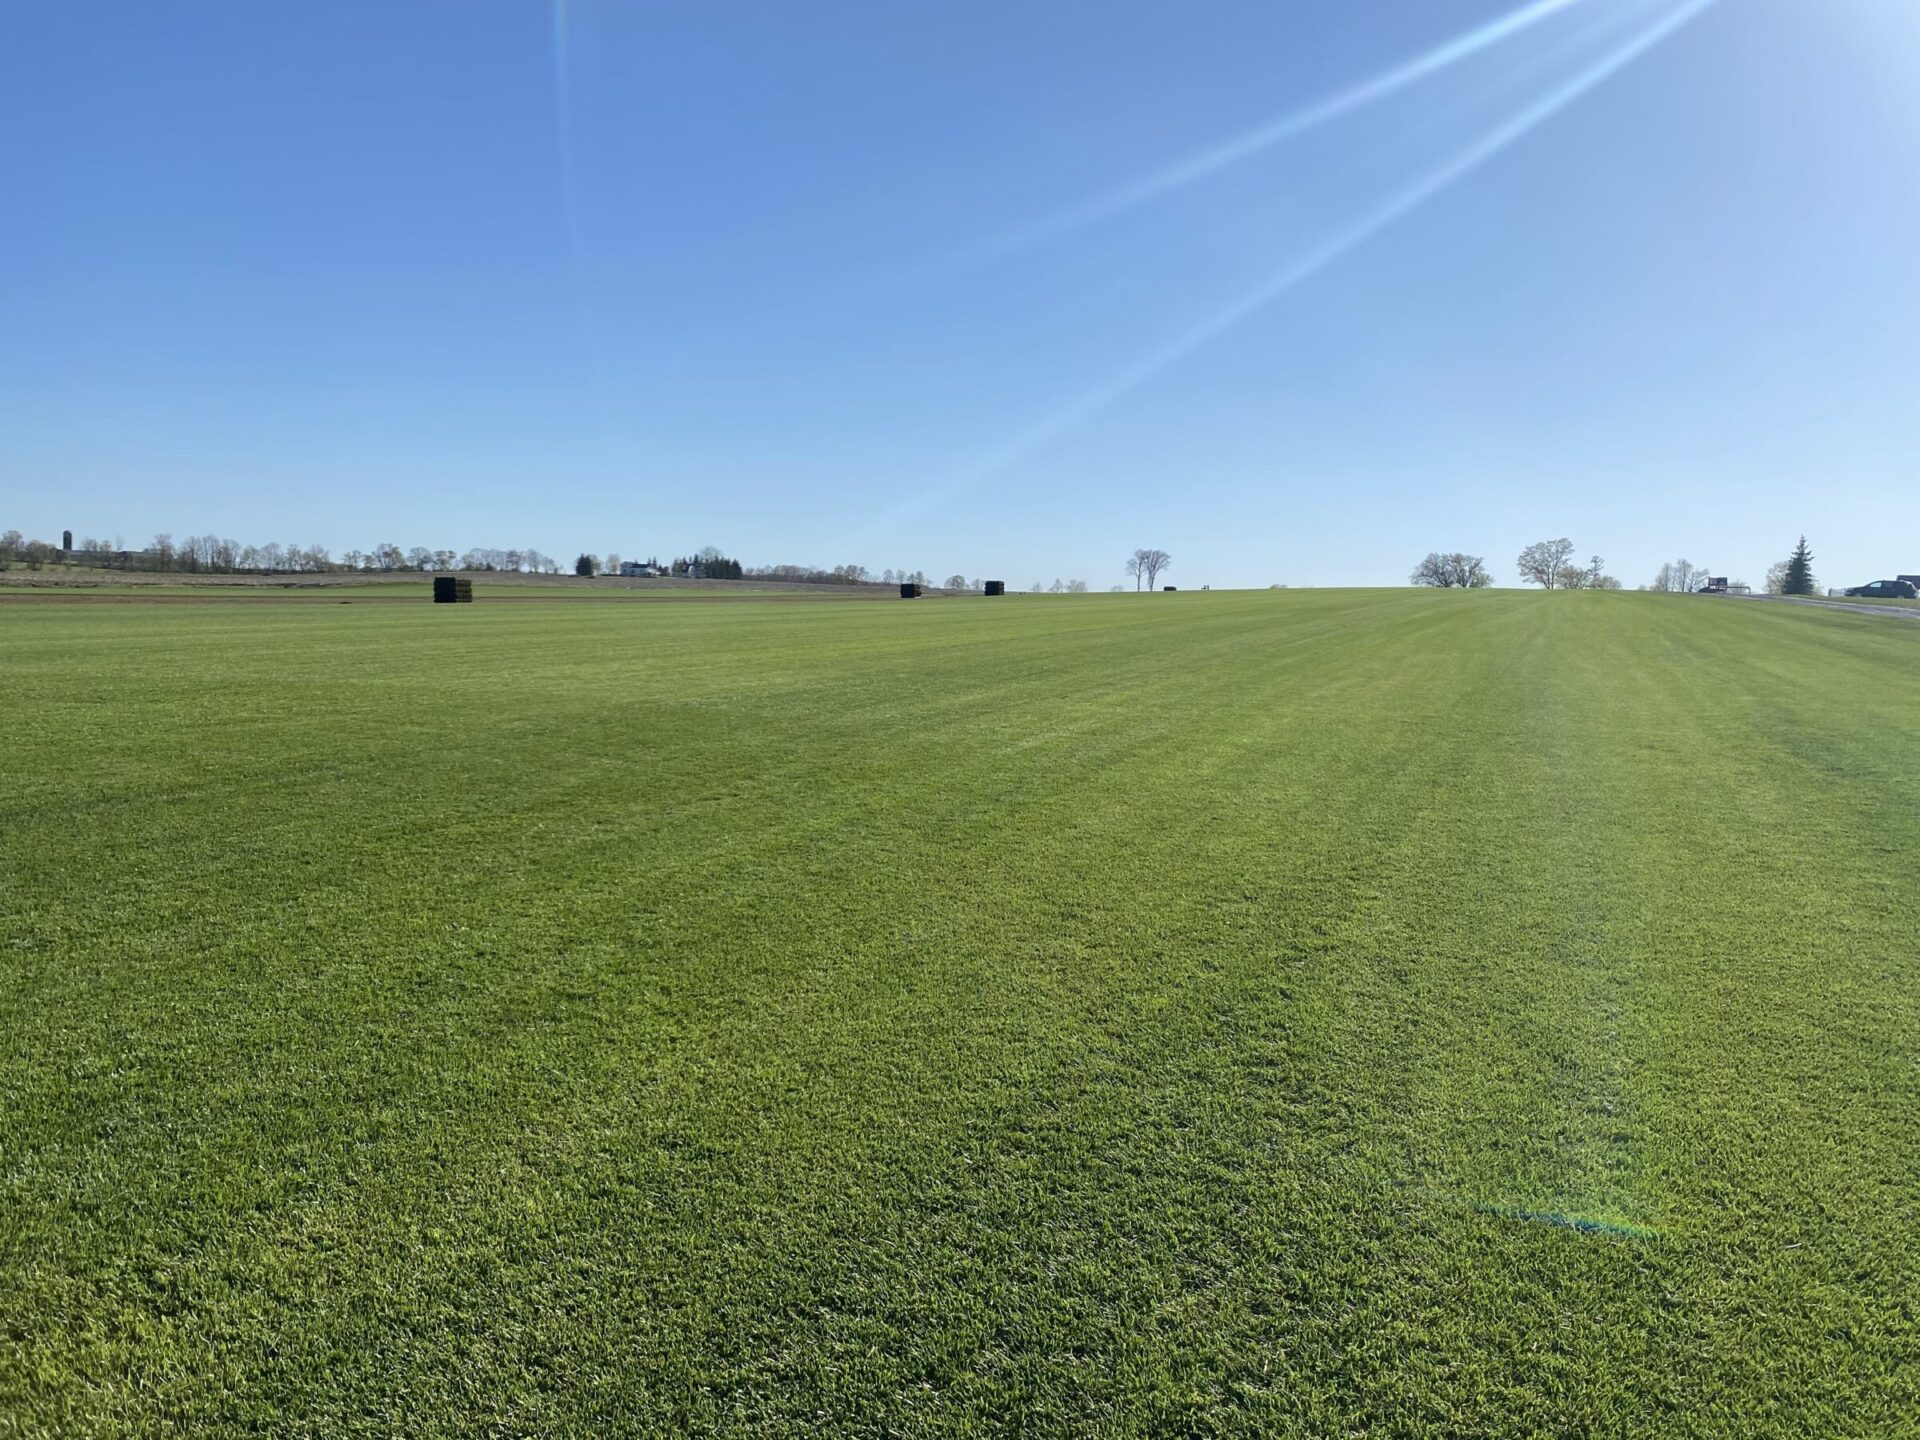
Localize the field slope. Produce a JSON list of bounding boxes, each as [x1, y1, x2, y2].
[[3, 589, 1917, 1436]]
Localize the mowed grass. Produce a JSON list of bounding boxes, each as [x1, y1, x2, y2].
[[3, 589, 1917, 1436]]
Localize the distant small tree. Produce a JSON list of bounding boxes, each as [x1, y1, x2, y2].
[[1650, 559, 1708, 593], [1125, 554, 1145, 591], [575, 553, 600, 576], [1782, 536, 1817, 596], [1765, 559, 1790, 595], [1516, 538, 1575, 589], [1410, 552, 1492, 588], [1559, 555, 1619, 590], [1066, 579, 1089, 593], [1049, 578, 1065, 593], [943, 573, 967, 590]]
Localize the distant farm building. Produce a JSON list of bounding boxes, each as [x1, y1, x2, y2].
[[618, 561, 659, 577]]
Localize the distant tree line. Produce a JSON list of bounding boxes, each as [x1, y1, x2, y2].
[[0, 529, 575, 575], [1408, 543, 1620, 590], [1406, 536, 1832, 596], [673, 548, 745, 580], [0, 525, 990, 590]]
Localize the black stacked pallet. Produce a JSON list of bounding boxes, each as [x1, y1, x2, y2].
[[434, 576, 474, 604], [900, 582, 923, 599], [983, 580, 1006, 597]]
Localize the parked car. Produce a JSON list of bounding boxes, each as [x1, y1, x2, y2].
[[1843, 580, 1919, 599]]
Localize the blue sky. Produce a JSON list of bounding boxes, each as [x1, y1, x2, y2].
[[3, 0, 1916, 589]]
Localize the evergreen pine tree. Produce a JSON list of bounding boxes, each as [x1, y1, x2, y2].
[[1783, 536, 1816, 596]]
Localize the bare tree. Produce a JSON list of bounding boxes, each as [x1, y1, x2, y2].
[[1066, 579, 1089, 593], [1410, 552, 1492, 588], [1516, 538, 1575, 589], [1765, 559, 1790, 595], [1125, 553, 1145, 591], [943, 573, 967, 590], [1136, 548, 1171, 589], [1650, 558, 1709, 593]]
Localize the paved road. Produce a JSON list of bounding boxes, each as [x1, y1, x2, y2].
[[1736, 593, 1920, 621]]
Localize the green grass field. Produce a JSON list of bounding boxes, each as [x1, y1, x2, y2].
[[4, 589, 1917, 1436]]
